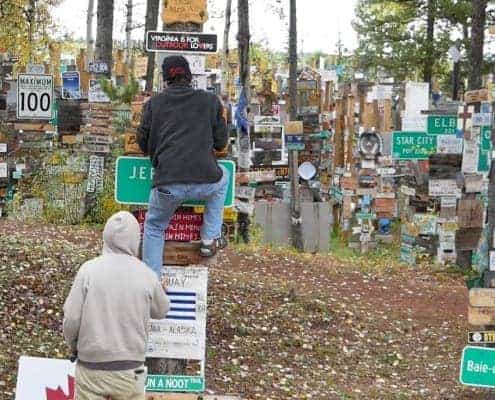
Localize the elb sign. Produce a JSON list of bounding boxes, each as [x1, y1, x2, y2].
[[17, 74, 53, 120], [146, 31, 218, 53]]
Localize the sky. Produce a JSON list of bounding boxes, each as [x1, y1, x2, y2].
[[52, 0, 358, 54]]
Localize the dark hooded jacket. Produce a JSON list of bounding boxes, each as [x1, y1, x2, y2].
[[137, 84, 228, 187]]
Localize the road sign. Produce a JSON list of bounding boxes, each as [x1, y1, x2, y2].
[[146, 375, 205, 393], [146, 31, 218, 53], [481, 126, 492, 152], [427, 115, 457, 135], [16, 74, 53, 120], [62, 71, 81, 99], [392, 131, 437, 160], [460, 346, 495, 388], [469, 332, 495, 344], [115, 157, 235, 207]]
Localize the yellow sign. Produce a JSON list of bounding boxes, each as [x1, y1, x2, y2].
[[162, 0, 208, 25]]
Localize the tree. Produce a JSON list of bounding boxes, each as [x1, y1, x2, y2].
[[353, 0, 471, 85], [95, 0, 115, 77], [238, 0, 250, 96], [289, 0, 303, 251], [0, 0, 61, 65], [469, 0, 488, 90], [221, 0, 232, 98], [143, 0, 159, 91], [86, 0, 95, 68]]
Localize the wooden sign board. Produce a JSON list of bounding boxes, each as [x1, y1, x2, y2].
[[458, 199, 484, 229], [125, 132, 143, 155], [14, 122, 55, 132], [162, 0, 208, 25], [465, 89, 491, 104], [284, 121, 304, 136], [163, 242, 204, 266], [62, 135, 79, 145], [469, 306, 495, 326], [470, 289, 495, 307]]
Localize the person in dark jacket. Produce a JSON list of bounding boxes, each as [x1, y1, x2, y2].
[[137, 55, 229, 278]]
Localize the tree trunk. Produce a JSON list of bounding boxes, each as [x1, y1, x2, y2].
[[95, 0, 114, 77], [144, 0, 159, 92], [237, 0, 250, 97], [469, 0, 488, 90], [423, 0, 435, 86], [222, 0, 232, 98], [289, 0, 303, 251], [86, 0, 95, 69], [125, 0, 133, 66]]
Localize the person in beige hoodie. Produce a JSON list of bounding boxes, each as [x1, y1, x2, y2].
[[63, 211, 169, 400]]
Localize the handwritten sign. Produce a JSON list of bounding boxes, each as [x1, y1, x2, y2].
[[87, 155, 104, 193], [147, 267, 207, 361]]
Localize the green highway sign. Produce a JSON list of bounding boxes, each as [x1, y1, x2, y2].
[[146, 375, 205, 393], [392, 131, 437, 160], [479, 148, 490, 172], [460, 346, 495, 388], [427, 115, 457, 135], [115, 156, 236, 207], [481, 126, 492, 152], [355, 212, 376, 220]]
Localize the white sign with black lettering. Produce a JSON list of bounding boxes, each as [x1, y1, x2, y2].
[[0, 162, 7, 178], [429, 179, 461, 197], [16, 74, 53, 119], [86, 155, 105, 193], [147, 267, 207, 361], [437, 135, 463, 154]]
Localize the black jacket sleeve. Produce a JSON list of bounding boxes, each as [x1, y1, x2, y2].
[[137, 100, 152, 155], [212, 97, 228, 151]]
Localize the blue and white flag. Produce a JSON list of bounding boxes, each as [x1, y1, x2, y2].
[[166, 291, 197, 321]]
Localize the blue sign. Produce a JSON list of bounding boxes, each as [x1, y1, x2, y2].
[[62, 71, 81, 99], [286, 135, 305, 150]]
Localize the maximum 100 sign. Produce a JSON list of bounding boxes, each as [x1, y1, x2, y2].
[[17, 74, 54, 120]]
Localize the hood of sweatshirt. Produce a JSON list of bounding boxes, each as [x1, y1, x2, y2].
[[102, 211, 141, 257]]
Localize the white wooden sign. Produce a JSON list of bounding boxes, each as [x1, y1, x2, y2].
[[402, 116, 427, 131], [192, 75, 208, 91], [437, 135, 463, 154], [405, 82, 429, 116], [462, 140, 479, 173], [472, 113, 492, 127], [0, 143, 7, 153], [428, 179, 461, 197], [88, 79, 110, 103], [15, 356, 75, 400], [0, 162, 7, 178], [490, 251, 495, 272], [17, 74, 53, 120], [87, 155, 105, 193], [147, 267, 208, 361], [26, 64, 45, 75]]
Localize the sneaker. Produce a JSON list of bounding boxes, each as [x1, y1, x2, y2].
[[200, 240, 217, 257]]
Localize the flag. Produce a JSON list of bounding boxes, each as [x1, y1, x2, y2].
[[235, 88, 249, 133], [166, 291, 197, 321]]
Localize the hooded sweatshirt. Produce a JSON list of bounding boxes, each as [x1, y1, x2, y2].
[[63, 211, 169, 368]]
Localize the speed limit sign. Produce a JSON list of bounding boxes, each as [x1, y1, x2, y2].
[[17, 74, 54, 120]]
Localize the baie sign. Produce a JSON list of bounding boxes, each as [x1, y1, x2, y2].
[[15, 357, 75, 400]]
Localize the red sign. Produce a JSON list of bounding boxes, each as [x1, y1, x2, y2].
[[134, 209, 203, 242]]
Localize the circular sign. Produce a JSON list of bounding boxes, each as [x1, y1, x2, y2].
[[298, 162, 316, 181], [358, 132, 383, 159]]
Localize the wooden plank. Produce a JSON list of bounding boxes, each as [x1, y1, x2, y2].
[[470, 288, 495, 307], [469, 305, 495, 326], [465, 89, 491, 104], [456, 228, 483, 250], [458, 199, 484, 229], [14, 122, 55, 131], [164, 241, 217, 266]]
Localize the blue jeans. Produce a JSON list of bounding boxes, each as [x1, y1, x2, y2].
[[143, 166, 229, 278]]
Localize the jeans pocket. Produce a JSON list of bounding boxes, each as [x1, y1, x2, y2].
[[134, 367, 147, 394]]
